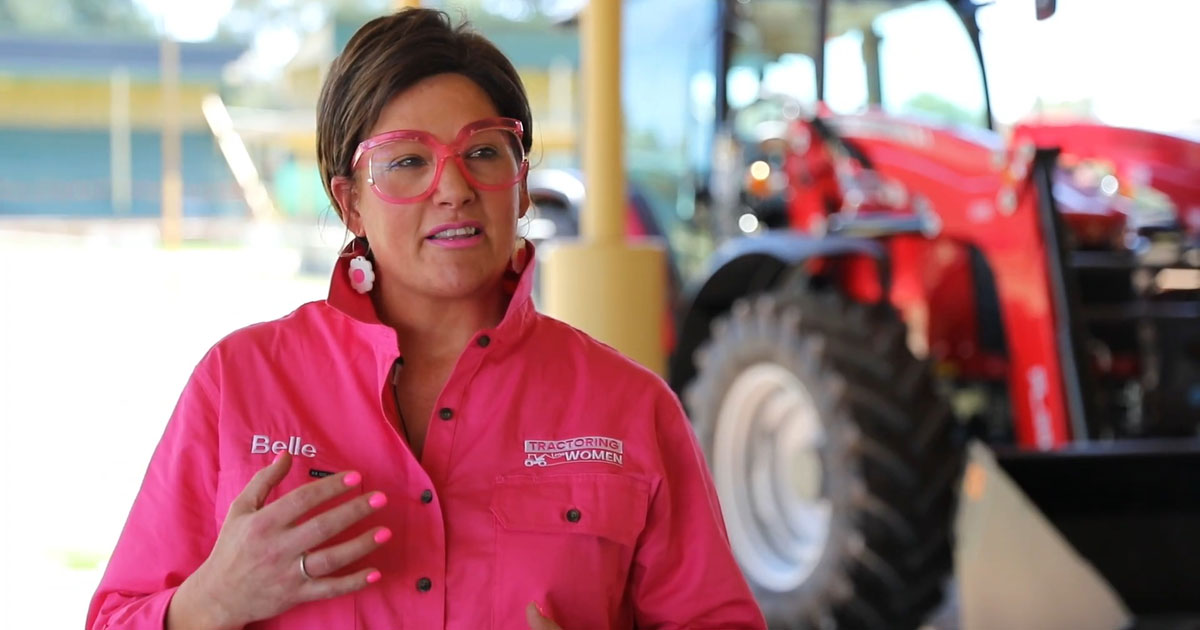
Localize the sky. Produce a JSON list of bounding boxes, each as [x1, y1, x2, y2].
[[752, 0, 1200, 135], [979, 0, 1200, 133], [134, 0, 235, 42], [133, 0, 308, 80]]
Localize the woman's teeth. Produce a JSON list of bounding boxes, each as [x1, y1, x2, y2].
[[430, 227, 480, 240]]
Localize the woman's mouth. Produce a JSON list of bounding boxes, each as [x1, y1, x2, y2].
[[428, 226, 481, 240], [426, 222, 485, 249]]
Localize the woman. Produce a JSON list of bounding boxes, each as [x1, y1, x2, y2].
[[87, 8, 764, 630]]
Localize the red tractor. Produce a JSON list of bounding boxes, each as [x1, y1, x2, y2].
[[658, 0, 1200, 627]]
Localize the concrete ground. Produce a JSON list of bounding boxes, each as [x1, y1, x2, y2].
[[0, 219, 331, 628]]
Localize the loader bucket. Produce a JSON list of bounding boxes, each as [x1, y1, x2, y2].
[[995, 439, 1200, 614]]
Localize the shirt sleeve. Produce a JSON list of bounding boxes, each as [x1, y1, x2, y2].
[[629, 387, 767, 629], [86, 359, 222, 630]]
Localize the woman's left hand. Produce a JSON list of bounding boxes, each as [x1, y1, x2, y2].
[[525, 602, 563, 630]]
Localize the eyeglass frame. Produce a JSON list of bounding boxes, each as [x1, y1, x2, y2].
[[348, 117, 530, 204]]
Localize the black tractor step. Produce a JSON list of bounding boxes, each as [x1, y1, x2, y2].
[[1070, 250, 1200, 271], [1079, 302, 1200, 321]]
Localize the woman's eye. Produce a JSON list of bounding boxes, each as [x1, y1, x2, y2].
[[388, 156, 426, 169], [466, 146, 499, 160]]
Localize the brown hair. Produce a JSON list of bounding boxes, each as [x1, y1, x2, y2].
[[316, 8, 533, 220]]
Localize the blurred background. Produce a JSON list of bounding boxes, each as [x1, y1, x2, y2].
[[1, 0, 1199, 627]]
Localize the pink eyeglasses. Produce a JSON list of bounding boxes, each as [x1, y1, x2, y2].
[[350, 117, 529, 204]]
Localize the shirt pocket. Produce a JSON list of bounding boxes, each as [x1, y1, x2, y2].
[[490, 473, 651, 630], [214, 462, 364, 630]]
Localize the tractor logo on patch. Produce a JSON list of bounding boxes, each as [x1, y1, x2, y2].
[[524, 436, 624, 468]]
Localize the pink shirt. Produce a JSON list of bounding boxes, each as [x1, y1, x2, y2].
[[87, 251, 765, 630]]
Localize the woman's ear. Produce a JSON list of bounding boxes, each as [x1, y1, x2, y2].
[[331, 176, 363, 235], [517, 177, 531, 220]]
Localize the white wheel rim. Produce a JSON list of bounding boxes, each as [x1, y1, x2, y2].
[[713, 362, 832, 593]]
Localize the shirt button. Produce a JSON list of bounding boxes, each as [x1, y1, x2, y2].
[[439, 408, 454, 421], [477, 335, 491, 348], [416, 577, 433, 592], [565, 508, 582, 523], [420, 489, 433, 504]]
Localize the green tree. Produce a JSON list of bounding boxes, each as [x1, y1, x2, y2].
[[217, 0, 389, 44], [902, 92, 985, 128], [215, 0, 577, 45], [0, 0, 155, 36]]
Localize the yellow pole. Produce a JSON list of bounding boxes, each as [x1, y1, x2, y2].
[[393, 0, 420, 8], [542, 0, 668, 375], [580, 0, 623, 245]]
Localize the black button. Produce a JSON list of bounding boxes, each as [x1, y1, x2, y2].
[[438, 408, 453, 421], [420, 489, 433, 504], [477, 335, 491, 348], [416, 577, 432, 592], [566, 508, 582, 523]]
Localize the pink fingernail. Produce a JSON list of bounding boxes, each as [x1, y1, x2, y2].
[[273, 451, 285, 464], [343, 471, 362, 487], [374, 528, 392, 544], [369, 492, 387, 509], [366, 571, 382, 584]]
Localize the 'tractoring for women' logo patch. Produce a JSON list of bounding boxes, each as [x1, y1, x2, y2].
[[523, 436, 624, 467]]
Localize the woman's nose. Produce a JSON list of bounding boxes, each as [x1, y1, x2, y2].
[[431, 158, 476, 207]]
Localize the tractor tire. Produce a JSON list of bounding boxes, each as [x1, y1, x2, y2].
[[685, 288, 962, 630]]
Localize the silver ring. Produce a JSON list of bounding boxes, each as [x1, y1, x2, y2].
[[299, 552, 314, 580]]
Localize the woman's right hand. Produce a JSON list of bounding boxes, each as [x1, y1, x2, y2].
[[166, 452, 390, 630]]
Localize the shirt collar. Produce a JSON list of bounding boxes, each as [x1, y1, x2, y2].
[[325, 239, 538, 345]]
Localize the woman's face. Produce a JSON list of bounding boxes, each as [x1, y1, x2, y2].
[[334, 73, 530, 301]]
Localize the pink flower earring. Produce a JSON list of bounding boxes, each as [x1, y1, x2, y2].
[[349, 238, 375, 294], [511, 237, 528, 274]]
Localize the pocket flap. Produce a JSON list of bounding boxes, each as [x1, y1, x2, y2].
[[491, 474, 651, 547]]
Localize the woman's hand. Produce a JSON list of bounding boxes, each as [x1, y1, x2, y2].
[[526, 602, 564, 630], [166, 452, 390, 630]]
